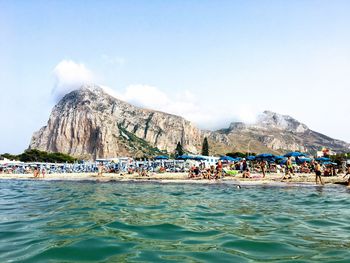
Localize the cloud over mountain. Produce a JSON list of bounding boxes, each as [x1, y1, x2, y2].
[[52, 60, 95, 101], [50, 60, 260, 130]]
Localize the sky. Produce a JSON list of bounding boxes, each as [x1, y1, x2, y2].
[[1, 0, 350, 154]]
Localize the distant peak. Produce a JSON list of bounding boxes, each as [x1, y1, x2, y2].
[[226, 110, 309, 133], [256, 110, 309, 132]]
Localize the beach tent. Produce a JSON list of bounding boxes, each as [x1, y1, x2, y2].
[[284, 152, 307, 157], [154, 155, 169, 160]]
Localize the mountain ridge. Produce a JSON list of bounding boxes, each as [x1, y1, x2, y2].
[[29, 85, 350, 159]]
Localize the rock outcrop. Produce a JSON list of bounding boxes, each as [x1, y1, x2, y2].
[[30, 85, 207, 159], [30, 85, 350, 159]]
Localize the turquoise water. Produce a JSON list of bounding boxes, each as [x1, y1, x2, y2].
[[1, 180, 350, 262]]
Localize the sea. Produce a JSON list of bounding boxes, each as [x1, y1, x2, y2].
[[0, 179, 350, 262]]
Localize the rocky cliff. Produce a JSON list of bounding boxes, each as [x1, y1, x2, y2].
[[216, 111, 350, 154], [30, 85, 350, 159], [30, 85, 207, 159]]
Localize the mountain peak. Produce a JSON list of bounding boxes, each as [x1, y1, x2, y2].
[[255, 111, 309, 133], [30, 87, 350, 159], [227, 110, 309, 133]]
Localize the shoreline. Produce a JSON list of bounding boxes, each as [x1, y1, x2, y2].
[[0, 172, 348, 187]]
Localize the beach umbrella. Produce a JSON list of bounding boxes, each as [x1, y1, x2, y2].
[[267, 158, 277, 163], [154, 155, 169, 160], [193, 156, 206, 161], [284, 152, 307, 157], [219, 156, 236, 162], [322, 161, 337, 165], [246, 156, 256, 161], [176, 155, 192, 160], [315, 157, 331, 162], [274, 155, 286, 160], [296, 157, 312, 164], [279, 159, 296, 165], [255, 153, 275, 160]]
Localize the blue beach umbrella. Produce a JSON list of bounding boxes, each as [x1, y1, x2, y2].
[[154, 155, 169, 160], [296, 157, 312, 164], [284, 152, 307, 157], [219, 156, 236, 162], [246, 156, 256, 161], [322, 161, 337, 165], [193, 156, 207, 161], [279, 159, 296, 165], [274, 155, 286, 160], [255, 153, 275, 161], [267, 158, 277, 163], [273, 157, 285, 164], [176, 155, 192, 160], [315, 157, 331, 162]]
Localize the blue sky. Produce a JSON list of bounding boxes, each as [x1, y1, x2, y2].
[[1, 0, 350, 153]]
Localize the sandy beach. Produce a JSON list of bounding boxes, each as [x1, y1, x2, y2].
[[0, 172, 348, 186]]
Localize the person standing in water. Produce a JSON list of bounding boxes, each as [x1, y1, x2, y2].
[[315, 161, 324, 185]]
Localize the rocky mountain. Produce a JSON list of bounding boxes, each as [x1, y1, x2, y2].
[[30, 85, 207, 159], [216, 111, 350, 155], [30, 85, 350, 159]]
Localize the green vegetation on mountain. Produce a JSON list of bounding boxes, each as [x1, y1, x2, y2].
[[118, 124, 165, 158], [201, 137, 209, 156], [175, 142, 184, 157], [226, 152, 257, 158]]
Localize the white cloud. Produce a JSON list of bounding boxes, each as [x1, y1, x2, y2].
[[52, 60, 94, 101], [104, 84, 259, 130], [50, 59, 259, 130]]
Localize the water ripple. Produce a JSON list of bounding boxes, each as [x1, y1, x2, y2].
[[0, 180, 350, 262]]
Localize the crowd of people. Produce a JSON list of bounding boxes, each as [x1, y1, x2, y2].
[[1, 156, 350, 186], [186, 157, 350, 186]]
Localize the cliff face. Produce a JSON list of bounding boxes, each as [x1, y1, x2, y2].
[[30, 85, 350, 159], [30, 85, 204, 159]]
